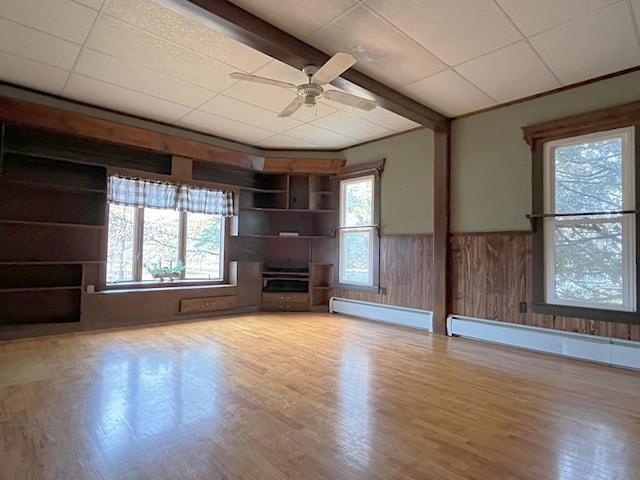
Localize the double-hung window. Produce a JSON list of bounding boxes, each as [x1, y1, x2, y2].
[[339, 175, 377, 286], [541, 127, 636, 314], [106, 175, 232, 285]]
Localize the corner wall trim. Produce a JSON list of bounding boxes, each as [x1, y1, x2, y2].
[[330, 297, 433, 332], [446, 315, 640, 370]]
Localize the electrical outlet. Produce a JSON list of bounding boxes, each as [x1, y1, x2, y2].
[[519, 302, 527, 313]]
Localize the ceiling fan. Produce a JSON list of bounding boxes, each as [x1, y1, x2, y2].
[[229, 52, 377, 117]]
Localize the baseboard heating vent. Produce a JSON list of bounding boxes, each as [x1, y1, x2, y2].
[[330, 297, 432, 332], [446, 315, 640, 370]]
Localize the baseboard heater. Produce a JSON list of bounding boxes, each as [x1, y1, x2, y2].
[[329, 297, 433, 332], [447, 315, 640, 371]]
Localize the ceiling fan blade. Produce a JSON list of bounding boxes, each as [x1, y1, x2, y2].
[[311, 52, 356, 85], [278, 96, 304, 117], [324, 90, 376, 111], [229, 72, 296, 89]]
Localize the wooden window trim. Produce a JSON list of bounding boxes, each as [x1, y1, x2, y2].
[[523, 101, 640, 324], [335, 160, 384, 287]]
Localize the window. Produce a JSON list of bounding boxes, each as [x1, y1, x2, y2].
[[542, 127, 636, 312], [106, 176, 231, 285], [339, 175, 377, 286]]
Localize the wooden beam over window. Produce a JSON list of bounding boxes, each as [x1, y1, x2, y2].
[[186, 0, 449, 130]]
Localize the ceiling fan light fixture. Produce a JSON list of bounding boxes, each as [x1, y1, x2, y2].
[[303, 95, 316, 107]]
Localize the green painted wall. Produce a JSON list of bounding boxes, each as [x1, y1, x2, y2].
[[344, 128, 434, 234], [452, 70, 640, 233]]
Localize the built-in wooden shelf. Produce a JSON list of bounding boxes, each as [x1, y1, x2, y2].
[[239, 207, 333, 213], [0, 178, 105, 194], [236, 235, 333, 239], [0, 286, 82, 293], [0, 219, 106, 229]]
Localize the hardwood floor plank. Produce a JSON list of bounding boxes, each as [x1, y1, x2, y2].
[[1, 313, 639, 479]]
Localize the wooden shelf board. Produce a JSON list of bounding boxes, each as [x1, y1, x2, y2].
[[240, 207, 333, 213], [0, 219, 105, 229], [0, 178, 105, 194], [236, 235, 332, 239], [240, 186, 288, 194], [0, 286, 82, 293], [0, 261, 105, 265]]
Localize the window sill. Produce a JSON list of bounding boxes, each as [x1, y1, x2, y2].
[[98, 282, 233, 294], [332, 283, 380, 293], [531, 302, 639, 324]]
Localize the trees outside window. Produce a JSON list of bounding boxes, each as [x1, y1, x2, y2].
[[339, 175, 376, 286], [106, 206, 225, 284], [543, 127, 635, 311]]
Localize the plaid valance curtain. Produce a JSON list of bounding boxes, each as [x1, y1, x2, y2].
[[107, 175, 233, 216]]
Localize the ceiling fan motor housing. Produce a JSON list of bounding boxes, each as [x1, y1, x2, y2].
[[297, 83, 323, 106]]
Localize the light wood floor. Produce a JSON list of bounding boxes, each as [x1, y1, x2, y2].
[[1, 313, 639, 480]]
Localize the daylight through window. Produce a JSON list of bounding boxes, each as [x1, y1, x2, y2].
[[339, 175, 375, 285], [106, 176, 230, 284], [543, 127, 636, 311]]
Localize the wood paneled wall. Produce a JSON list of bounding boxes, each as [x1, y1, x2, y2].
[[451, 232, 640, 341], [334, 234, 433, 311], [333, 231, 639, 341]]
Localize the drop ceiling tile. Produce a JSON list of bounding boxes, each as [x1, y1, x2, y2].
[[87, 16, 236, 92], [308, 4, 446, 88], [530, 2, 640, 85], [74, 0, 104, 10], [456, 41, 560, 103], [64, 74, 192, 123], [311, 111, 390, 140], [0, 18, 80, 70], [0, 51, 68, 94], [199, 94, 302, 133], [292, 101, 339, 122], [105, 0, 271, 72], [223, 80, 300, 113], [284, 124, 356, 148], [75, 49, 215, 108], [228, 0, 357, 39], [255, 134, 321, 149], [0, 0, 97, 45], [177, 110, 274, 144], [497, 0, 619, 37], [343, 105, 421, 131], [367, 0, 521, 66], [252, 60, 310, 85], [403, 69, 497, 117], [628, 0, 640, 37]]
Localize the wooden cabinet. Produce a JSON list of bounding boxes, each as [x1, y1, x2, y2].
[[179, 295, 237, 314], [0, 136, 107, 325], [262, 292, 309, 311]]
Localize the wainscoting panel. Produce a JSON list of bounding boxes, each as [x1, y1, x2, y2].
[[452, 232, 639, 341], [451, 232, 528, 325], [333, 235, 432, 311]]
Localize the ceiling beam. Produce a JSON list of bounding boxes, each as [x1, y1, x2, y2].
[[186, 0, 449, 130]]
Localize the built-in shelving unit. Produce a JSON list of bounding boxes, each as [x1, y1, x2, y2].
[[231, 171, 336, 311], [0, 131, 107, 325]]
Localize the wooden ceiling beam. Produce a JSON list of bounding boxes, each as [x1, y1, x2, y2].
[[186, 0, 449, 130]]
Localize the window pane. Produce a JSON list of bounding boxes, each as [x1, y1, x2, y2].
[[554, 137, 622, 214], [341, 230, 372, 284], [343, 178, 373, 227], [185, 213, 224, 280], [142, 208, 180, 281], [553, 221, 623, 305], [106, 204, 136, 283]]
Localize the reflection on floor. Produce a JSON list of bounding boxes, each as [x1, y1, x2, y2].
[[1, 313, 639, 480]]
